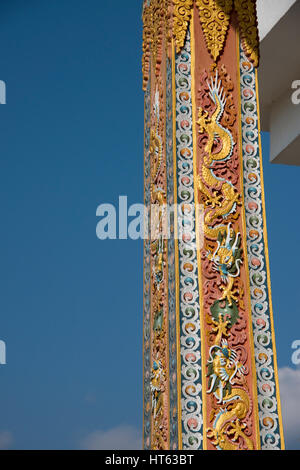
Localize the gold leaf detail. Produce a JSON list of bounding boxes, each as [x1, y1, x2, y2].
[[151, 0, 164, 74], [142, 4, 152, 91], [142, 1, 168, 90], [234, 0, 259, 67], [195, 0, 233, 62], [173, 0, 194, 53]]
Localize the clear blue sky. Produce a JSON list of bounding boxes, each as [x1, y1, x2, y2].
[[0, 0, 299, 450]]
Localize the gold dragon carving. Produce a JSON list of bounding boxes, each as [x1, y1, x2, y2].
[[149, 84, 169, 450], [196, 67, 255, 450], [196, 70, 241, 306], [206, 339, 254, 450]]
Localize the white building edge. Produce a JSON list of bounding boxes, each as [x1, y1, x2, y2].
[[257, 0, 300, 165]]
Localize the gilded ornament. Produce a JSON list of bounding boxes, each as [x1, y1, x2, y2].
[[142, 4, 152, 91], [142, 0, 169, 89], [195, 0, 233, 63], [151, 0, 163, 74], [173, 0, 193, 53], [142, 0, 259, 88], [234, 0, 259, 67]]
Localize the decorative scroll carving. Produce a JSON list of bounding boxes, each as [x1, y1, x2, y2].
[[142, 0, 259, 90], [142, 0, 259, 87], [166, 57, 179, 450], [173, 0, 194, 53], [235, 0, 259, 67], [195, 0, 233, 63], [240, 48, 282, 449], [175, 32, 204, 450]]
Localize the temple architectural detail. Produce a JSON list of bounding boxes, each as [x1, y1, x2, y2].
[[143, 0, 284, 450]]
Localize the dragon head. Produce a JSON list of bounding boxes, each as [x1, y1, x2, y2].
[[207, 224, 242, 283]]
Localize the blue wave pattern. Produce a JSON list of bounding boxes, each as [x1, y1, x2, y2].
[[166, 57, 179, 450], [175, 31, 203, 450], [240, 44, 283, 450]]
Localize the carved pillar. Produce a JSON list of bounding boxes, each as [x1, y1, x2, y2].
[[142, 0, 284, 450]]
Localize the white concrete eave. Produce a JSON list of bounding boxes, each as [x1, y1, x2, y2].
[[257, 0, 300, 165]]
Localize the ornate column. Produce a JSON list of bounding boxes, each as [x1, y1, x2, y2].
[[142, 0, 285, 450]]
